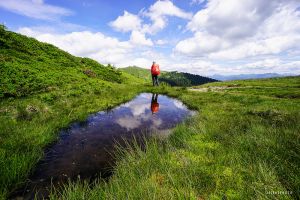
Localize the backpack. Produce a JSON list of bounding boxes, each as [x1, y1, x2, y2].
[[151, 64, 160, 75]]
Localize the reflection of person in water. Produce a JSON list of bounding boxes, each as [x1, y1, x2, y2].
[[151, 93, 159, 114]]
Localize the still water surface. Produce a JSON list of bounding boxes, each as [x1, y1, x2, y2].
[[12, 93, 193, 199]]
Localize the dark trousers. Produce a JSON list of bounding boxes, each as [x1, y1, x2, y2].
[[152, 75, 159, 86], [152, 93, 158, 102]]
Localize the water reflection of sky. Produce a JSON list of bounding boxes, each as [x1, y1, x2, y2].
[[12, 93, 193, 199], [85, 93, 192, 132], [128, 95, 184, 129]]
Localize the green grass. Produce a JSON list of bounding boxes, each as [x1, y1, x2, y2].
[[192, 76, 300, 99], [0, 26, 144, 98], [0, 83, 149, 198], [49, 77, 300, 200], [120, 66, 152, 81]]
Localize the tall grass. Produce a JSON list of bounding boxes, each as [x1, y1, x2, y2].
[[0, 84, 147, 199], [50, 80, 300, 199]]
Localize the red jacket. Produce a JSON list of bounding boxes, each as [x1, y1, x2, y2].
[[151, 64, 160, 75], [151, 102, 159, 113]]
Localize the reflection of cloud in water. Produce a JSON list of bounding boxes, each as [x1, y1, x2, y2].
[[139, 93, 152, 99], [122, 101, 149, 116], [152, 117, 162, 127], [116, 93, 191, 131], [116, 113, 163, 131], [116, 115, 141, 130], [173, 99, 186, 110], [130, 103, 149, 116]]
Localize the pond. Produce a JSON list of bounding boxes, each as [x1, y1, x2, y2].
[[12, 93, 194, 199]]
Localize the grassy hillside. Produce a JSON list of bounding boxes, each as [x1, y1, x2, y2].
[[52, 76, 300, 199], [120, 66, 151, 81], [0, 25, 143, 98], [160, 71, 217, 86], [121, 66, 217, 86]]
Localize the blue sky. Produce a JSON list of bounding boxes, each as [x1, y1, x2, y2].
[[0, 0, 300, 76]]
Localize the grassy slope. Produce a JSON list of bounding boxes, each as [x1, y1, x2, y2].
[[0, 27, 146, 198], [0, 26, 144, 98], [120, 66, 151, 81], [121, 66, 217, 86], [52, 77, 300, 200]]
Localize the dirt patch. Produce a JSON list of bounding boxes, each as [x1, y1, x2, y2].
[[188, 86, 281, 92], [189, 88, 209, 92], [188, 86, 242, 92]]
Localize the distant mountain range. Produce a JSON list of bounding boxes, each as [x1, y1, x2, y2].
[[121, 66, 218, 86], [210, 73, 296, 81]]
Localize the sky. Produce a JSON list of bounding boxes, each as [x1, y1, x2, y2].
[[0, 0, 300, 76]]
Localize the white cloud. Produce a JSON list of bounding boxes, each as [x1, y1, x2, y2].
[[229, 58, 300, 75], [175, 0, 300, 62], [155, 39, 167, 45], [208, 35, 300, 60], [32, 0, 43, 4], [142, 0, 192, 34], [147, 0, 192, 20], [258, 3, 300, 38], [108, 0, 192, 47], [18, 27, 132, 64], [130, 30, 153, 46], [109, 0, 192, 36], [162, 59, 221, 76], [109, 11, 142, 32], [175, 32, 229, 56], [108, 2, 194, 47], [187, 0, 277, 39], [0, 0, 72, 20], [126, 58, 153, 68], [116, 116, 142, 130], [243, 59, 281, 70], [282, 61, 300, 73]]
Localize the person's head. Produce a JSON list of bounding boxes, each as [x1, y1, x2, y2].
[[153, 61, 156, 64]]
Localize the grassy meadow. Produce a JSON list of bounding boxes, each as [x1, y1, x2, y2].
[[1, 26, 299, 199], [49, 77, 300, 200]]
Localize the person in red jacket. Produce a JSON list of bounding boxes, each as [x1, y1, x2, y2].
[[151, 93, 159, 114], [151, 61, 160, 86]]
